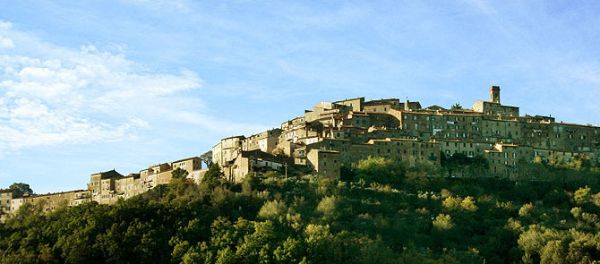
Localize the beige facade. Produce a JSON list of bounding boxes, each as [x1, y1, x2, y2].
[[441, 140, 494, 157], [89, 156, 205, 205], [473, 101, 519, 117], [1, 155, 207, 220], [18, 190, 91, 213], [0, 190, 13, 219], [212, 85, 600, 180], [188, 169, 209, 185], [243, 129, 282, 153], [2, 189, 92, 221], [334, 97, 365, 112], [212, 136, 245, 166], [10, 197, 25, 213], [221, 150, 285, 181], [472, 86, 519, 117], [307, 149, 341, 178], [485, 144, 534, 179], [88, 170, 124, 204]]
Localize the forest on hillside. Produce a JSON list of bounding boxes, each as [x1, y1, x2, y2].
[[1, 157, 600, 264]]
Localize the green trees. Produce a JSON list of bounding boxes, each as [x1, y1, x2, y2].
[[202, 163, 224, 189], [353, 156, 405, 185], [573, 186, 592, 205], [171, 167, 189, 179], [517, 226, 600, 264], [442, 196, 478, 212], [441, 153, 489, 178], [257, 200, 287, 221], [1, 158, 599, 263], [451, 103, 463, 110], [432, 214, 454, 230], [8, 182, 33, 197]]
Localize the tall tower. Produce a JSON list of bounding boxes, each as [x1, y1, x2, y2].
[[490, 85, 500, 104]]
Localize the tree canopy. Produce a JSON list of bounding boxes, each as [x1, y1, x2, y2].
[[8, 182, 33, 197], [1, 157, 599, 263], [451, 103, 463, 110]]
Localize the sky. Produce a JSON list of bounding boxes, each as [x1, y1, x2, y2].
[[0, 0, 599, 193]]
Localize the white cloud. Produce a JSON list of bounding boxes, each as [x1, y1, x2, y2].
[[0, 37, 13, 49], [0, 20, 259, 154], [0, 21, 15, 49]]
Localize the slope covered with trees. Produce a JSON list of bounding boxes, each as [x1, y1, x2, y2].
[[1, 158, 600, 263]]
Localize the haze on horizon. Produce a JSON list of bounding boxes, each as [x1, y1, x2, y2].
[[0, 0, 599, 193]]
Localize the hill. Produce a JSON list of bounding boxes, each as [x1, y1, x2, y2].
[[1, 158, 600, 263]]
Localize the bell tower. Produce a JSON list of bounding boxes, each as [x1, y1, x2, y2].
[[490, 85, 500, 104]]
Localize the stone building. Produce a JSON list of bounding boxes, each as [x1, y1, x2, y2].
[[88, 156, 205, 205], [0, 190, 11, 212], [3, 85, 599, 218], [88, 169, 125, 204], [212, 85, 600, 180], [1, 190, 91, 216], [10, 197, 25, 214], [0, 156, 207, 220], [0, 190, 12, 221], [20, 190, 91, 213], [307, 149, 341, 178]]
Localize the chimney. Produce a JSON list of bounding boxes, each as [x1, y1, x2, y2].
[[404, 99, 410, 111], [490, 86, 500, 104]]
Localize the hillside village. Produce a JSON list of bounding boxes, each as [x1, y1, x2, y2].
[[2, 85, 600, 220]]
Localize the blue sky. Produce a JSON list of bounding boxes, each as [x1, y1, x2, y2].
[[1, 0, 599, 193]]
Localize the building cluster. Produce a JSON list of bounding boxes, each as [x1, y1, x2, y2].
[[2, 85, 599, 220], [1, 157, 207, 220], [212, 86, 600, 181]]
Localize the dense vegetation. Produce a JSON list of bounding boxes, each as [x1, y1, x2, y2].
[[1, 158, 600, 263]]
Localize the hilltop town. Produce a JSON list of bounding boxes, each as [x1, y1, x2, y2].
[[2, 85, 599, 220], [213, 85, 599, 180]]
